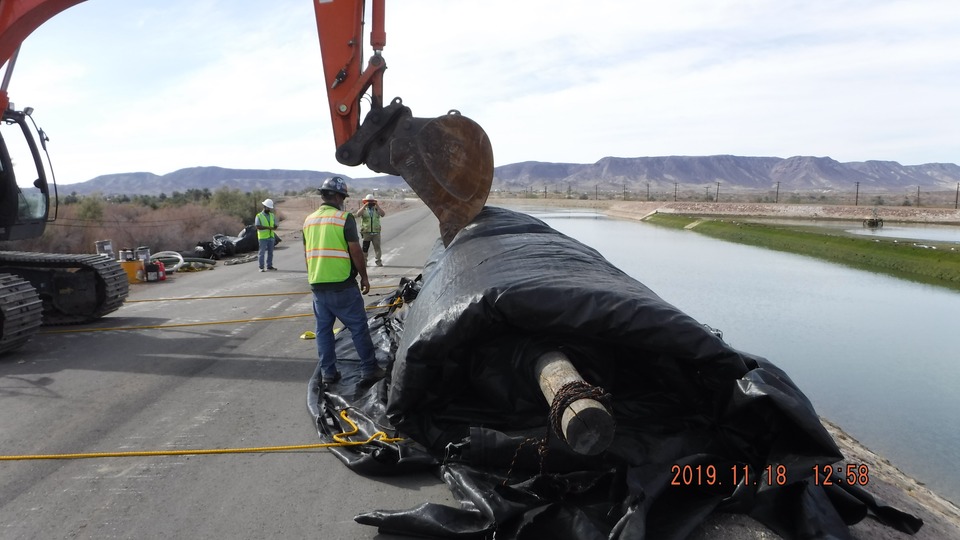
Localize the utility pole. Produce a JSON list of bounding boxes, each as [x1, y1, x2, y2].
[[855, 182, 860, 206], [544, 184, 547, 199], [715, 181, 721, 202], [646, 182, 650, 201], [623, 183, 626, 200], [775, 181, 780, 203], [917, 185, 921, 207], [595, 185, 598, 201], [674, 182, 678, 202], [955, 183, 959, 209]]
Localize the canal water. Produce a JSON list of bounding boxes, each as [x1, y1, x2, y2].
[[512, 206, 960, 505]]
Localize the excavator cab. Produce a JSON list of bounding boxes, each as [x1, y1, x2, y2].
[[0, 103, 53, 242]]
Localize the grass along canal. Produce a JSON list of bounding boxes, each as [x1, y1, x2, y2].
[[645, 213, 960, 292]]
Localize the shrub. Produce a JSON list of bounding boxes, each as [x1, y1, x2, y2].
[[0, 202, 242, 255]]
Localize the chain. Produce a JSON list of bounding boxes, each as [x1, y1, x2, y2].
[[500, 380, 612, 486]]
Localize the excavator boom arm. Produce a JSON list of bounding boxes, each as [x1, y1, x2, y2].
[[0, 0, 86, 112], [312, 0, 386, 149]]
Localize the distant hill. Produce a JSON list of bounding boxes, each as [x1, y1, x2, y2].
[[61, 157, 960, 197], [63, 166, 408, 197], [492, 156, 960, 193]]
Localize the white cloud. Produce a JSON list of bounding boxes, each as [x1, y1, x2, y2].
[[6, 0, 960, 184]]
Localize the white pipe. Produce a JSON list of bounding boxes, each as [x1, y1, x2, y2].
[[151, 251, 185, 272]]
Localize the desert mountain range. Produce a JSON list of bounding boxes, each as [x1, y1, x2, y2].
[[62, 155, 960, 197]]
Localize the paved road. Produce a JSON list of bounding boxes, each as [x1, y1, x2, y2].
[[0, 199, 450, 539]]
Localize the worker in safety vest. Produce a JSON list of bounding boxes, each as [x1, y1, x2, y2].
[[355, 193, 386, 266], [302, 177, 386, 385], [255, 198, 278, 272]]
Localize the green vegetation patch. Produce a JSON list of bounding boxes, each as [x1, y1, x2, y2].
[[645, 214, 960, 292]]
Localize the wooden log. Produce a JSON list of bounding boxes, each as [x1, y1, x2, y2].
[[534, 350, 615, 455]]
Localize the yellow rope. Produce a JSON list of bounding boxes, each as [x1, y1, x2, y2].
[[126, 285, 397, 304], [368, 298, 402, 311], [0, 410, 401, 461], [39, 299, 403, 335], [331, 409, 403, 446], [39, 313, 314, 334], [125, 291, 309, 303]]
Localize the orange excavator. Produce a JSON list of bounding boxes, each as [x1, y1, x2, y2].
[[0, 0, 494, 353]]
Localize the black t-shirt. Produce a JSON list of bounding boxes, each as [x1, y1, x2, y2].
[[343, 212, 359, 242]]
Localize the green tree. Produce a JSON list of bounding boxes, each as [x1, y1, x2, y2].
[[210, 188, 267, 225], [185, 188, 211, 203], [77, 197, 104, 221]]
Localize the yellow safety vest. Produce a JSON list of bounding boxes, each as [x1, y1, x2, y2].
[[256, 211, 275, 240], [358, 206, 382, 234], [303, 206, 352, 284]]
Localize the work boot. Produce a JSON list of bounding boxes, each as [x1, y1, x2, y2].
[[360, 366, 387, 384], [322, 371, 342, 384], [375, 261, 383, 267]]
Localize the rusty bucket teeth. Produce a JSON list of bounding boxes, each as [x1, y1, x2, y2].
[[389, 112, 494, 246]]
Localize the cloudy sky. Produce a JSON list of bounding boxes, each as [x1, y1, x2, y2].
[[7, 0, 960, 185]]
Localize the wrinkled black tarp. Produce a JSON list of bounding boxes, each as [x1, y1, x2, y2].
[[194, 225, 281, 259], [307, 206, 922, 539]]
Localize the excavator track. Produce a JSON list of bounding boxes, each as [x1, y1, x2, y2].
[[0, 273, 43, 354], [0, 251, 128, 328]]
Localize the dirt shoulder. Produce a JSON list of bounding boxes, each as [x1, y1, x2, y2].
[[274, 196, 416, 233]]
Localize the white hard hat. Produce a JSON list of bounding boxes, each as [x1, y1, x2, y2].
[[363, 194, 376, 202], [262, 198, 274, 209]]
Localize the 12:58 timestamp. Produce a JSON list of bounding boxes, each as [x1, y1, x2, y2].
[[811, 463, 871, 486]]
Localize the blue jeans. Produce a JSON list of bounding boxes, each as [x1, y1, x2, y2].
[[312, 286, 377, 377], [258, 237, 275, 269]]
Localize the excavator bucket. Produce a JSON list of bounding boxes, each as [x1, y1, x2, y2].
[[343, 101, 493, 246], [388, 111, 493, 246]]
